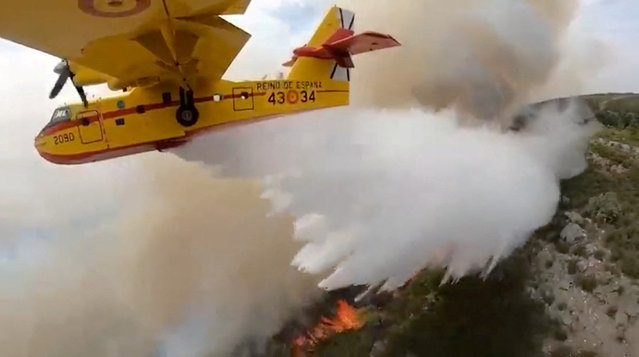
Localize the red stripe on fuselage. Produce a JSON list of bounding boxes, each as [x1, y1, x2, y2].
[[38, 142, 158, 165], [40, 91, 268, 136], [39, 105, 337, 165]]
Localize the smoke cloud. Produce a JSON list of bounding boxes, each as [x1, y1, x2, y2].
[[342, 0, 585, 120], [0, 157, 319, 356]]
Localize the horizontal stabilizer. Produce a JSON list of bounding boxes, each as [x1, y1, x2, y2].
[[324, 31, 400, 56], [283, 29, 400, 68]]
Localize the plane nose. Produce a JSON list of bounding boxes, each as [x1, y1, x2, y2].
[[34, 134, 51, 162], [33, 133, 72, 165], [34, 136, 43, 151]]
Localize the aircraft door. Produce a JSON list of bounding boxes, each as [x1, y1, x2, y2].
[[76, 110, 104, 144]]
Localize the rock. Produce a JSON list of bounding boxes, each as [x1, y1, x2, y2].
[[624, 304, 639, 318], [370, 340, 387, 357], [615, 311, 629, 326], [537, 249, 554, 263], [585, 244, 598, 256], [559, 312, 572, 326], [565, 211, 585, 225], [561, 223, 587, 244], [610, 164, 628, 175], [576, 260, 589, 273]]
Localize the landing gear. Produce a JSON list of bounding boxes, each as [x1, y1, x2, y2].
[[177, 106, 198, 127], [176, 87, 199, 127]]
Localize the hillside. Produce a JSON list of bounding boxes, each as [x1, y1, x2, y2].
[[265, 94, 639, 357]]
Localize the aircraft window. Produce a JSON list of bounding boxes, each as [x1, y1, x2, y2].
[[213, 94, 222, 102], [49, 107, 71, 124]]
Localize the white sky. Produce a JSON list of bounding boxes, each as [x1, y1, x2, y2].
[[573, 0, 639, 93], [0, 0, 637, 253]]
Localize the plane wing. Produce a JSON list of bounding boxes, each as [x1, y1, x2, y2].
[[0, 0, 252, 89]]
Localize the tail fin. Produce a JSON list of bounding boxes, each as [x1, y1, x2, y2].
[[286, 6, 356, 82], [285, 6, 400, 84]]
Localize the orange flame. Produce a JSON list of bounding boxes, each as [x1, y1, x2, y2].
[[291, 299, 364, 355]]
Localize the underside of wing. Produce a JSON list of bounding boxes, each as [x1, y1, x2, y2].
[[131, 13, 251, 87], [0, 0, 252, 89], [164, 0, 251, 16]]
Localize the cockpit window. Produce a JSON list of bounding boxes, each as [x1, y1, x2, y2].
[[49, 107, 71, 124]]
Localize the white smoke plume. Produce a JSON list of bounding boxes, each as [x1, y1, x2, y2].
[[174, 101, 599, 291], [174, 0, 603, 291]]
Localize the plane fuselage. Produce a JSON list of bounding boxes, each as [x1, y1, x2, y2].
[[35, 78, 348, 164]]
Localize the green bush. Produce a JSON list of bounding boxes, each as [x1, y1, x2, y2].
[[573, 245, 588, 258], [620, 255, 639, 279], [556, 241, 571, 254], [567, 260, 578, 275], [553, 329, 568, 341], [382, 251, 552, 357], [577, 274, 598, 292], [545, 259, 554, 269], [585, 192, 622, 224]]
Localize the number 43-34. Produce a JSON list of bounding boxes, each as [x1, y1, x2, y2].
[[268, 90, 315, 105]]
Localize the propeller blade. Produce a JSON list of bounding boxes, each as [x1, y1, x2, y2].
[[49, 59, 89, 107], [75, 84, 88, 108], [49, 66, 70, 99]]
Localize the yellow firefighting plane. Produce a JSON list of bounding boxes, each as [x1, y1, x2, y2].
[[0, 1, 400, 165]]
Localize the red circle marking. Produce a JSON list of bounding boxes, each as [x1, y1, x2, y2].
[[78, 0, 150, 17], [287, 90, 299, 104]]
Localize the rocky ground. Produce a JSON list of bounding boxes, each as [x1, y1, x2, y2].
[[532, 127, 639, 357], [264, 123, 639, 357]]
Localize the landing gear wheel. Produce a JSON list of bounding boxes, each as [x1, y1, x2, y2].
[[176, 87, 199, 127], [176, 105, 199, 127]]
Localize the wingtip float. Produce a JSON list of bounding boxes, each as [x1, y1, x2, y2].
[[0, 2, 401, 165]]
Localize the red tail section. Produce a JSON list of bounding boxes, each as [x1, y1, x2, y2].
[[326, 31, 401, 56], [325, 28, 355, 44], [283, 29, 400, 68]]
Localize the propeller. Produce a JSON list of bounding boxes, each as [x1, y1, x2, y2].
[[49, 60, 88, 107]]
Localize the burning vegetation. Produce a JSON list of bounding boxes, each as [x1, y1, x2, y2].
[[291, 299, 364, 356], [264, 256, 555, 357]]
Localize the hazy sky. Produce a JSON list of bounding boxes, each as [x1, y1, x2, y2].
[[574, 0, 639, 92]]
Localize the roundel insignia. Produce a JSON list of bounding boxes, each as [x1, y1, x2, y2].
[[79, 0, 151, 18], [287, 90, 299, 104], [117, 100, 125, 109]]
